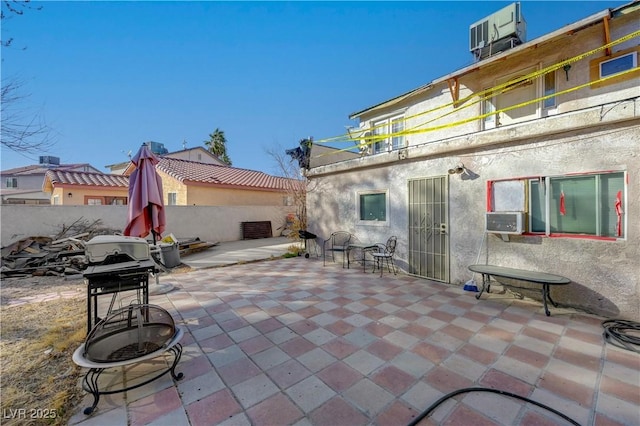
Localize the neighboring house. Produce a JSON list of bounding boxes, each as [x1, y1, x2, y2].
[[164, 146, 229, 166], [42, 170, 129, 205], [124, 157, 300, 207], [106, 146, 227, 174], [1, 157, 102, 204], [305, 2, 639, 318]]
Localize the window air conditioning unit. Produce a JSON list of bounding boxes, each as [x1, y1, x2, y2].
[[486, 212, 525, 234]]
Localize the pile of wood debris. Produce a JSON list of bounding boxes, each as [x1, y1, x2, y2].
[[0, 218, 118, 278], [1, 217, 218, 278]]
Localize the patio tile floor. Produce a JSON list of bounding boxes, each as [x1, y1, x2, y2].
[[69, 257, 640, 426]]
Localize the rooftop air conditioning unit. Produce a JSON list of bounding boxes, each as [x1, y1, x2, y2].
[[39, 155, 60, 166], [469, 2, 526, 60], [486, 212, 525, 234]]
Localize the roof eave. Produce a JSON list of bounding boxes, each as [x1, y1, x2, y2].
[[348, 6, 614, 120]]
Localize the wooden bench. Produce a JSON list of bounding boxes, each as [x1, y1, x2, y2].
[[468, 264, 571, 316]]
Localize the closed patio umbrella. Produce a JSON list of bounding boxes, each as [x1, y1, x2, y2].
[[123, 143, 166, 244]]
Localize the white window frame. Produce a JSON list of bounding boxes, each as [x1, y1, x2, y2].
[[5, 177, 17, 188], [372, 115, 405, 154], [542, 69, 556, 111], [488, 171, 626, 240], [357, 190, 389, 226], [168, 192, 177, 206], [482, 92, 496, 130], [599, 52, 637, 78]]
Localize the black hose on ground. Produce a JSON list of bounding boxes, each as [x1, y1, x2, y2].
[[407, 387, 581, 426], [602, 319, 640, 353]]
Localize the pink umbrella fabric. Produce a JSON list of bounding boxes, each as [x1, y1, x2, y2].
[[123, 144, 166, 242]]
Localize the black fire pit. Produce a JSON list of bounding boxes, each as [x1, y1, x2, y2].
[[73, 304, 184, 415], [84, 304, 175, 362]]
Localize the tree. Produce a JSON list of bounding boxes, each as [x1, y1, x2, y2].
[[1, 79, 55, 154], [266, 142, 315, 249], [204, 128, 232, 165], [1, 0, 54, 155]]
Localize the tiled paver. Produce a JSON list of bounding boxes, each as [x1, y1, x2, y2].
[[68, 257, 640, 426]]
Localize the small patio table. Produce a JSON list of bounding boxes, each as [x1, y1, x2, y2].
[[347, 242, 379, 272], [468, 264, 571, 316]]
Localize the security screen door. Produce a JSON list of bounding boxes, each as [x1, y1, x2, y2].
[[408, 176, 449, 282]]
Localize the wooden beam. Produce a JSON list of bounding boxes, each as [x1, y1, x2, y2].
[[447, 77, 460, 107], [603, 16, 611, 56]]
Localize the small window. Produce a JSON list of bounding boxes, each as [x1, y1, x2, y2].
[[5, 178, 17, 188], [168, 192, 177, 205], [372, 120, 388, 154], [391, 118, 404, 150], [359, 192, 387, 222], [87, 198, 103, 205], [600, 52, 637, 78], [482, 93, 496, 129], [543, 71, 556, 109]]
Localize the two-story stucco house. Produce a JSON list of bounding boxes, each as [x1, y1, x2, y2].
[[305, 2, 639, 318]]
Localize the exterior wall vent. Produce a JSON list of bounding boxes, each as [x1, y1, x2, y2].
[[469, 2, 526, 61], [486, 211, 525, 234]]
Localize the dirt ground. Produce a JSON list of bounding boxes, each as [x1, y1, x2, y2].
[[1, 275, 86, 306], [0, 266, 192, 425]]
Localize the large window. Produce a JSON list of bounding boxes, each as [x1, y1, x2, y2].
[[490, 171, 625, 239], [530, 172, 624, 237], [359, 192, 387, 222]]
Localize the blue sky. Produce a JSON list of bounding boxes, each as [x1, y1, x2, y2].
[[1, 1, 626, 175]]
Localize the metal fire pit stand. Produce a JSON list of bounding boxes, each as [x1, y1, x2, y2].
[[72, 327, 184, 415], [84, 260, 157, 334]]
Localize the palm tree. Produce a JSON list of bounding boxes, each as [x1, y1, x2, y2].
[[204, 128, 232, 165]]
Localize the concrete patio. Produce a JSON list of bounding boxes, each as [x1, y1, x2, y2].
[[68, 242, 639, 426]]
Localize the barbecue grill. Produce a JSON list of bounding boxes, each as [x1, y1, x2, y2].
[[73, 236, 184, 416], [298, 230, 319, 258], [83, 235, 157, 333]]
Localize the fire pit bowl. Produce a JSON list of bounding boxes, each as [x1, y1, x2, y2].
[[73, 304, 184, 415], [84, 304, 175, 363]]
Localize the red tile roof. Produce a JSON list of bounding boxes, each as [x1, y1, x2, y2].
[[44, 170, 129, 187], [157, 157, 299, 191]]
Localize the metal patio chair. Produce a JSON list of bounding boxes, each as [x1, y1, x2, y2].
[[323, 231, 352, 267], [371, 236, 397, 277]]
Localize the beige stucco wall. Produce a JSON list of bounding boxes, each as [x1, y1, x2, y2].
[[1, 205, 294, 246], [50, 186, 128, 206], [158, 170, 288, 206], [186, 185, 286, 206]]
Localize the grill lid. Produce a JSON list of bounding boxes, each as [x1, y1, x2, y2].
[[84, 304, 176, 363], [85, 235, 151, 264]]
